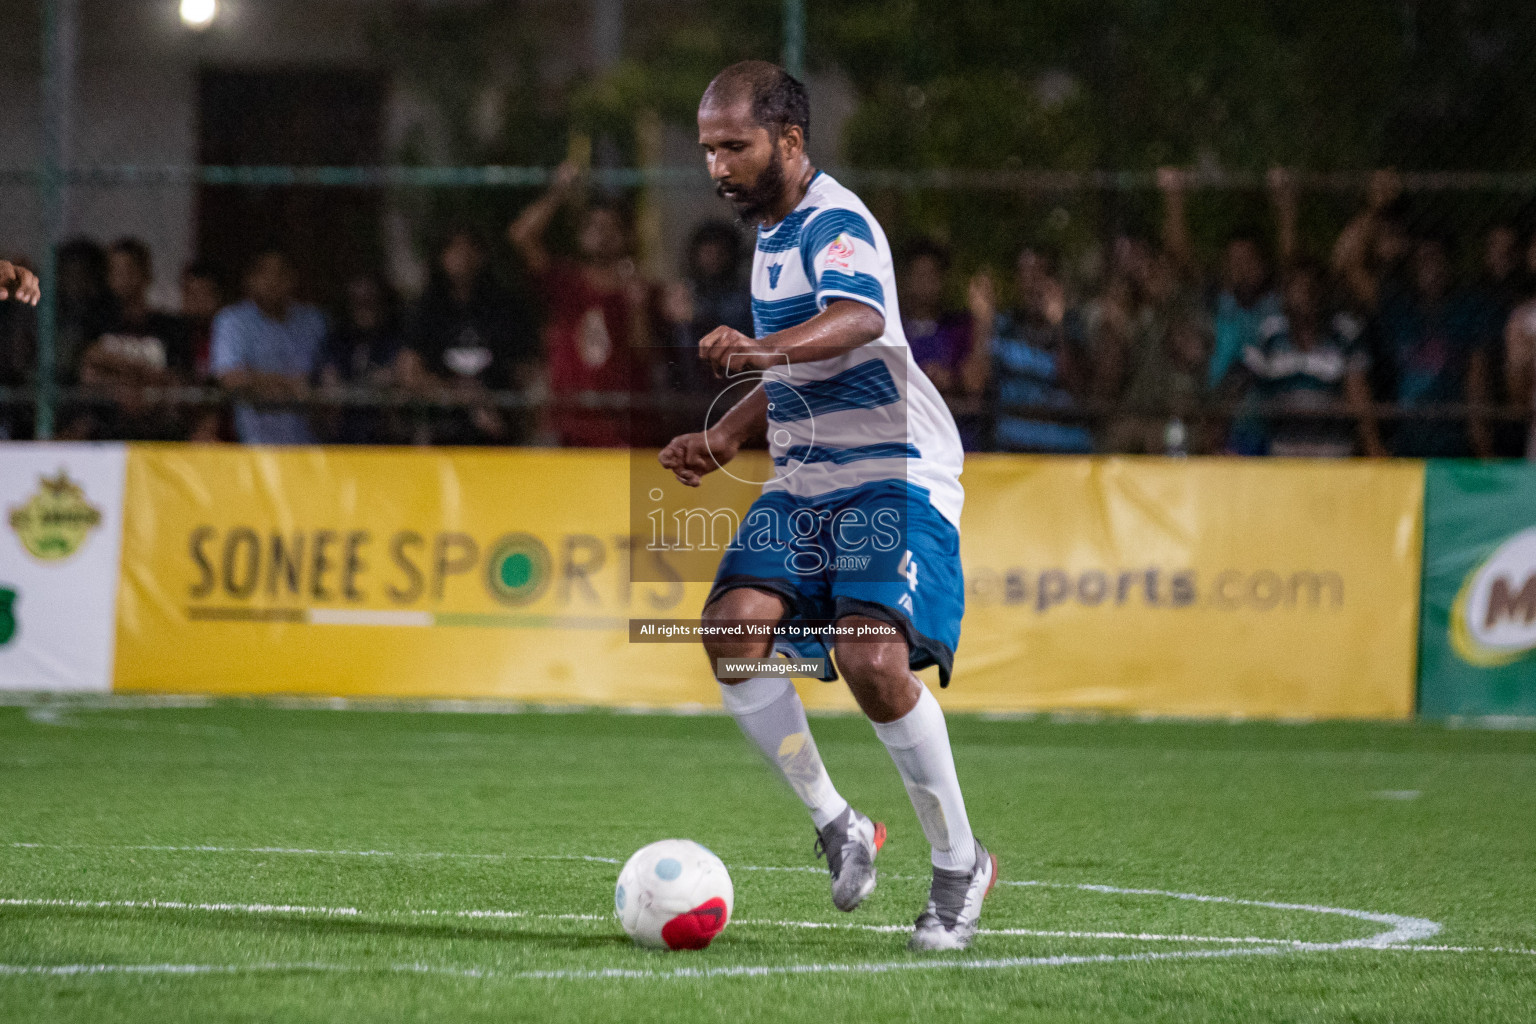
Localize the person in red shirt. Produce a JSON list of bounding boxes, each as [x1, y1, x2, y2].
[[509, 163, 652, 447]]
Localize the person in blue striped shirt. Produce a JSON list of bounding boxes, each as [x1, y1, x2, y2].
[[659, 61, 993, 952]]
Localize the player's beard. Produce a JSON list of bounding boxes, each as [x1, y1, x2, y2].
[[717, 155, 787, 226]]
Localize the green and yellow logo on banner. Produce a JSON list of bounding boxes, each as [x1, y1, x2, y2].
[[1449, 527, 1536, 669], [9, 471, 102, 561]]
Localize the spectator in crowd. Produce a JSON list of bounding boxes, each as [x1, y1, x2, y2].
[[1477, 223, 1523, 314], [672, 219, 753, 341], [1080, 235, 1190, 409], [1373, 236, 1494, 457], [1158, 166, 1295, 392], [181, 261, 225, 381], [1472, 223, 1530, 456], [403, 229, 535, 445], [0, 257, 38, 439], [1101, 289, 1213, 455], [965, 247, 1092, 454], [180, 260, 228, 443], [1236, 263, 1383, 457], [660, 220, 753, 395], [0, 259, 40, 305], [70, 237, 193, 440], [510, 162, 652, 447], [1331, 170, 1411, 314], [210, 250, 326, 445], [1502, 243, 1536, 459], [320, 273, 410, 445], [53, 238, 114, 391], [899, 239, 973, 396]]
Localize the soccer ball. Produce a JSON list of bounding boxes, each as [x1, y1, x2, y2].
[[614, 839, 734, 950]]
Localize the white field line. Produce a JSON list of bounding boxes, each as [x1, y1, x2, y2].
[[0, 896, 1302, 946], [8, 940, 1535, 985], [0, 897, 361, 917], [4, 840, 1442, 947], [8, 842, 620, 864], [2, 838, 1468, 980], [1381, 944, 1536, 956], [991, 879, 1440, 948], [2, 894, 1524, 983]]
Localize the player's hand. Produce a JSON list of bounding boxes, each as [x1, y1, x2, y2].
[[698, 325, 773, 377], [0, 261, 40, 305], [1366, 168, 1402, 212], [551, 161, 582, 193], [1266, 165, 1296, 199], [966, 272, 996, 322], [658, 427, 738, 487], [1155, 166, 1189, 193], [660, 282, 694, 325]]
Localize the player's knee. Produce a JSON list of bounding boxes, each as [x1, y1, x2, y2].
[[701, 587, 784, 664], [834, 631, 908, 689], [836, 635, 919, 723]]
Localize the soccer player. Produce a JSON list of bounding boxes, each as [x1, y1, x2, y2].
[[659, 61, 994, 951]]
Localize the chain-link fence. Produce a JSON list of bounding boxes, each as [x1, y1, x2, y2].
[[2, 1, 1534, 457]]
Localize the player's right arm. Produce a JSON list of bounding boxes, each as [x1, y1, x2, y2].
[[658, 384, 768, 487], [0, 260, 40, 305]]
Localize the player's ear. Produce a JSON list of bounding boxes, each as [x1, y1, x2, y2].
[[779, 123, 805, 161]]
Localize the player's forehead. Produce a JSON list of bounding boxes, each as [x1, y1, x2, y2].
[[697, 95, 768, 145]]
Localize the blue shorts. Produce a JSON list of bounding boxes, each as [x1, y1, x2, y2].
[[706, 480, 964, 686]]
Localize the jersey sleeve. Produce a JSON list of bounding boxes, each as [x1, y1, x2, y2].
[[799, 208, 886, 318]]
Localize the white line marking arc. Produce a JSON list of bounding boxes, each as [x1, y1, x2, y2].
[[3, 840, 1522, 982]]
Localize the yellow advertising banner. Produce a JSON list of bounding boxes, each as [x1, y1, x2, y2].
[[950, 456, 1424, 719], [114, 446, 731, 707], [115, 447, 1424, 719]]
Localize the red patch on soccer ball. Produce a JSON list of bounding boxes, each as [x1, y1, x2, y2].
[[660, 897, 729, 950]]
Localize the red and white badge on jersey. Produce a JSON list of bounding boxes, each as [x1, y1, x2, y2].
[[822, 234, 855, 272]]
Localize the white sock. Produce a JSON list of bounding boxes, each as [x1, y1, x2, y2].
[[871, 683, 977, 871], [719, 676, 849, 830]]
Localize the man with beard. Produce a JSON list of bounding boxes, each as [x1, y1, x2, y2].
[[658, 61, 993, 952]]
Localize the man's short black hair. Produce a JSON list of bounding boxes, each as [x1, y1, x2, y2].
[[246, 248, 292, 275], [181, 259, 226, 292], [108, 236, 153, 276], [1225, 227, 1266, 251], [688, 219, 745, 275], [901, 237, 951, 272], [703, 60, 811, 144]]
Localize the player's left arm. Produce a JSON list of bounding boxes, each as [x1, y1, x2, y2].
[[699, 299, 882, 376]]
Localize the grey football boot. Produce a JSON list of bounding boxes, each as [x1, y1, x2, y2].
[[908, 838, 997, 951], [814, 806, 887, 912]]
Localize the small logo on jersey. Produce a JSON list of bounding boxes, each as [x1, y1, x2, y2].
[[824, 235, 854, 272], [897, 550, 919, 614], [767, 264, 783, 289]]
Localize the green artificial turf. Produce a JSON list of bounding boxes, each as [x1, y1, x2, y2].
[[0, 697, 1533, 1022]]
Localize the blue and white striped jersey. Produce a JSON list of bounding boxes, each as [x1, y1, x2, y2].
[[749, 172, 965, 526]]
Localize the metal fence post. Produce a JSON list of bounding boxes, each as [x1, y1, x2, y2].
[[36, 0, 77, 440], [783, 0, 805, 79]]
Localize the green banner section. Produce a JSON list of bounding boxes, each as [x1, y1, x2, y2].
[[1420, 461, 1536, 717]]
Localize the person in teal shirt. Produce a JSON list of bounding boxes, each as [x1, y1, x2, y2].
[[1208, 232, 1283, 389]]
